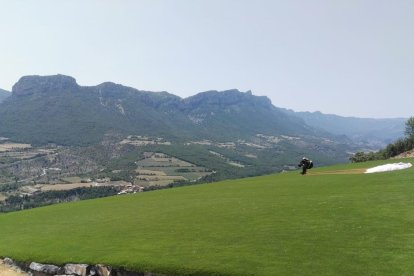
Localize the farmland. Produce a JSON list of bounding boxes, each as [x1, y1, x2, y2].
[[0, 138, 213, 211], [0, 142, 31, 152], [134, 152, 211, 187], [0, 158, 413, 275], [0, 132, 360, 212]]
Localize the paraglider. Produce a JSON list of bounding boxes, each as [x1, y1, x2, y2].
[[298, 157, 313, 175]]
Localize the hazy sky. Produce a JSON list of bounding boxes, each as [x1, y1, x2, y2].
[[1, 0, 413, 118]]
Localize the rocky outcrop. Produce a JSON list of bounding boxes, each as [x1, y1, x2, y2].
[[91, 264, 111, 276], [2, 257, 15, 266], [30, 262, 61, 274], [1, 258, 162, 276], [12, 74, 79, 96], [64, 264, 89, 276], [182, 89, 272, 109], [0, 258, 28, 275]]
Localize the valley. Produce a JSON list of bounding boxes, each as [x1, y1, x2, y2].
[[0, 131, 350, 212], [0, 75, 407, 213]]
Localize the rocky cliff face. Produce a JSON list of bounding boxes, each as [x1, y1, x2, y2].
[[182, 89, 272, 109], [12, 74, 79, 96]]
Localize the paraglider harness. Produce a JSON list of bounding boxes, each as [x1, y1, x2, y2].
[[298, 158, 313, 174]]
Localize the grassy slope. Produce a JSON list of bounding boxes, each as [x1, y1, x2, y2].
[[1, 158, 414, 275]]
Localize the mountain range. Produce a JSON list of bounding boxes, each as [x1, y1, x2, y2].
[[284, 110, 406, 148], [0, 74, 406, 149]]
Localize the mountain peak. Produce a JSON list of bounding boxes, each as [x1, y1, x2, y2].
[[184, 89, 272, 108], [12, 74, 79, 96]]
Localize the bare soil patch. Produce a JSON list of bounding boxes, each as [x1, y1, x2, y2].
[[308, 168, 366, 175], [37, 181, 130, 192], [0, 143, 31, 152], [0, 259, 27, 276], [392, 149, 414, 159], [38, 182, 98, 191]]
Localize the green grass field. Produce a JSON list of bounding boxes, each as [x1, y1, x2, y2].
[[1, 158, 414, 275]]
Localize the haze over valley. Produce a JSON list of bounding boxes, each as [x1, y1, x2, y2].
[[0, 74, 406, 212]]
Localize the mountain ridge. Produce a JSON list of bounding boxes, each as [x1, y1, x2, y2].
[[0, 74, 315, 145], [0, 74, 405, 149]]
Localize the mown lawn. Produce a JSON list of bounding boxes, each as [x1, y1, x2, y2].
[[1, 158, 414, 275]]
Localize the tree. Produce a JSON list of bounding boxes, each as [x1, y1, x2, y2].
[[405, 116, 414, 137]]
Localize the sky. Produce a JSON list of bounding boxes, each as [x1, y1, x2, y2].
[[0, 0, 413, 118]]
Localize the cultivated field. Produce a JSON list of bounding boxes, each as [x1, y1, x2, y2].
[[135, 152, 211, 187], [0, 158, 413, 275], [0, 142, 31, 152], [23, 181, 130, 192], [119, 135, 171, 146]]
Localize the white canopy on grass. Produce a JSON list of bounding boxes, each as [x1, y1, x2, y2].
[[365, 163, 412, 174]]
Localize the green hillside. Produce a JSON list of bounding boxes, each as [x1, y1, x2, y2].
[[1, 158, 414, 275]]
